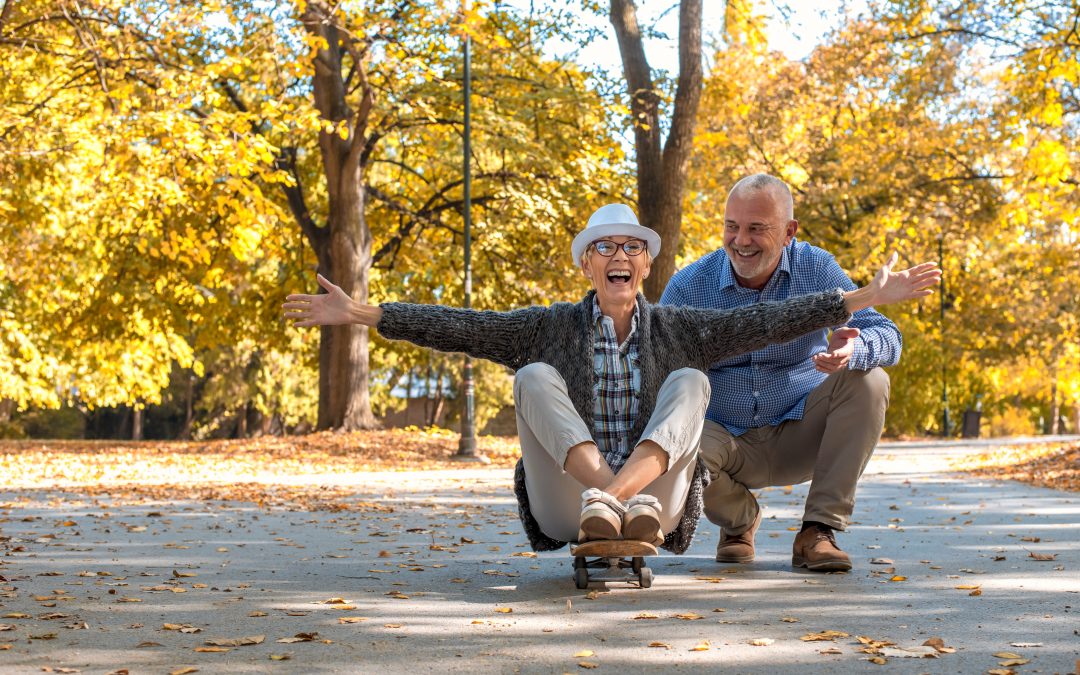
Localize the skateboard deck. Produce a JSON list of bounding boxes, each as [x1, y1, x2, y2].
[[570, 540, 657, 588]]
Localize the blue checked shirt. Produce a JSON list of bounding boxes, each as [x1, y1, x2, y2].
[[660, 239, 902, 435], [592, 299, 641, 473]]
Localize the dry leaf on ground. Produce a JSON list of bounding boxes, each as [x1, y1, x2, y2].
[[879, 646, 938, 658], [204, 635, 264, 647]]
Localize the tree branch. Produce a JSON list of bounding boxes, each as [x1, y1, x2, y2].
[[274, 146, 327, 254]]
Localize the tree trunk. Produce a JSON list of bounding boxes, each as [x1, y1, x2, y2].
[[1073, 403, 1079, 435], [177, 374, 195, 440], [298, 0, 378, 430], [132, 406, 143, 441], [1049, 377, 1059, 435], [609, 0, 703, 301]]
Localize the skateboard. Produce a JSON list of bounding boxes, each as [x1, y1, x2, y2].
[[570, 540, 657, 589]]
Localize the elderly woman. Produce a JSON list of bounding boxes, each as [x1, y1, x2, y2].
[[283, 204, 939, 553]]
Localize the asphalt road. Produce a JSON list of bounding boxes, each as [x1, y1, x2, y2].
[[1, 437, 1077, 674]]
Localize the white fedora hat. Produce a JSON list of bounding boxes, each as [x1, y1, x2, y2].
[[571, 204, 661, 265]]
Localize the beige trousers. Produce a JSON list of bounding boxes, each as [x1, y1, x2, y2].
[[514, 362, 709, 543], [700, 367, 890, 533]]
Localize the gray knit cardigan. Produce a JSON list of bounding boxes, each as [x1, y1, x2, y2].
[[377, 289, 850, 553]]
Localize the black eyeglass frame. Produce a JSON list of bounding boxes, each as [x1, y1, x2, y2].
[[588, 239, 648, 257]]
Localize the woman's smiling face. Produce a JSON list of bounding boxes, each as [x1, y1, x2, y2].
[[581, 235, 651, 308]]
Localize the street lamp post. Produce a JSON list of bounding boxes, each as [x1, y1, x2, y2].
[[454, 2, 485, 462], [937, 229, 951, 437]]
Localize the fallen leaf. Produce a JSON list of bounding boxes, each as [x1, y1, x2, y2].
[[648, 642, 671, 649], [673, 613, 703, 620], [269, 654, 291, 661], [999, 659, 1030, 667], [955, 585, 981, 590], [969, 588, 983, 596], [1028, 551, 1056, 561], [194, 647, 230, 653], [819, 647, 843, 655], [889, 575, 907, 582], [922, 637, 956, 653], [801, 631, 850, 642], [573, 650, 594, 657], [277, 632, 319, 642], [869, 558, 894, 564], [338, 617, 368, 624], [1009, 642, 1042, 647], [204, 635, 264, 647], [39, 609, 70, 622], [880, 646, 938, 658], [494, 607, 513, 614], [136, 641, 163, 648], [632, 612, 659, 620], [987, 670, 1016, 675], [248, 611, 267, 617], [0, 644, 12, 650], [748, 638, 774, 646], [3, 613, 30, 619], [168, 669, 198, 675], [0, 625, 16, 631], [689, 641, 711, 651], [781, 617, 799, 623], [867, 656, 887, 665], [577, 662, 598, 669], [993, 652, 1023, 659]]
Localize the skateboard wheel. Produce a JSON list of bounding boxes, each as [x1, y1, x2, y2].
[[631, 557, 643, 573], [638, 567, 653, 588], [574, 567, 590, 589], [573, 556, 586, 570]]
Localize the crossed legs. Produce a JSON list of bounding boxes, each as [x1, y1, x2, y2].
[[514, 362, 708, 543]]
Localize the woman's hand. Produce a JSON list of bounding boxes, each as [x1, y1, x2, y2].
[[283, 274, 383, 327], [843, 253, 941, 313]]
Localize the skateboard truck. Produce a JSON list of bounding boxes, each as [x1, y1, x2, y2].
[[570, 540, 657, 589]]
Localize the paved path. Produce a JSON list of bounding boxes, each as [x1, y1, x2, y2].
[[0, 438, 1077, 674]]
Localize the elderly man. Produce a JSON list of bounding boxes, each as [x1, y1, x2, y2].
[[660, 174, 902, 571]]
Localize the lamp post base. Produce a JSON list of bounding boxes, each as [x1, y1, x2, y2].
[[452, 452, 491, 464]]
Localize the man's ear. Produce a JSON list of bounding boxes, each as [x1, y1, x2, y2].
[[785, 219, 799, 243]]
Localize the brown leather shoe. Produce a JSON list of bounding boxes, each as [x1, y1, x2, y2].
[[715, 509, 762, 563], [792, 524, 852, 571]]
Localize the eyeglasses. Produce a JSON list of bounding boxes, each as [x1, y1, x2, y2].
[[590, 239, 647, 257]]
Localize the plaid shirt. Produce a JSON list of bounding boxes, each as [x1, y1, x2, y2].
[[660, 239, 902, 436], [591, 299, 641, 473]]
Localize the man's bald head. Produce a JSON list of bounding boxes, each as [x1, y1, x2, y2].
[[727, 174, 794, 222]]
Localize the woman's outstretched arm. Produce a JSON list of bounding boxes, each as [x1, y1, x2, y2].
[[687, 254, 940, 366], [283, 274, 543, 370]]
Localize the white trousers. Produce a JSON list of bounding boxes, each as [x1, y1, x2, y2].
[[513, 362, 709, 543]]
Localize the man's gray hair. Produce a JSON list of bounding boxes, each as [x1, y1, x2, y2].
[[728, 174, 794, 221]]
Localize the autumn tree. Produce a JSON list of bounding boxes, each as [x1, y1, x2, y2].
[[1, 0, 629, 435]]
